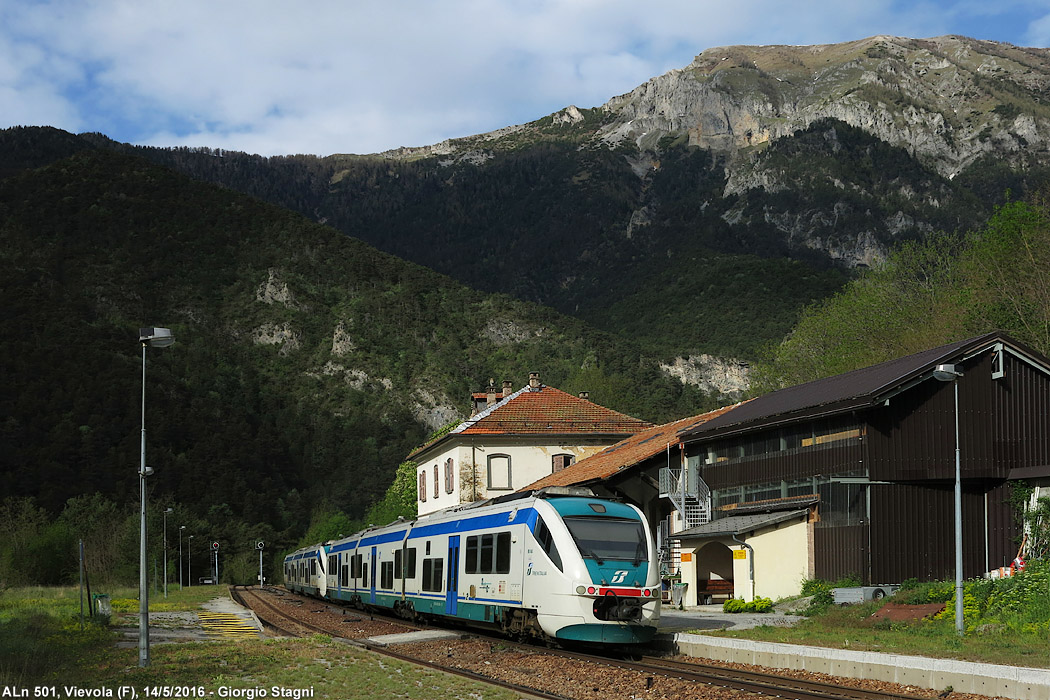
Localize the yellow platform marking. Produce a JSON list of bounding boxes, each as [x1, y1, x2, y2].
[[197, 611, 260, 639]]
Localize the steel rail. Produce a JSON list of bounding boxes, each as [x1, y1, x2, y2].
[[230, 587, 568, 700]]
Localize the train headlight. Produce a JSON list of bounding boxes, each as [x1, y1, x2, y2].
[[576, 586, 586, 594]]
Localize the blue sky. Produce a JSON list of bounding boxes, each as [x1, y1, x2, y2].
[[3, 0, 1050, 156]]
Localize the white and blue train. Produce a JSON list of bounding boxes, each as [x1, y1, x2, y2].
[[283, 487, 661, 645]]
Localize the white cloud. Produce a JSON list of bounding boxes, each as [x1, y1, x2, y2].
[[0, 0, 1045, 156]]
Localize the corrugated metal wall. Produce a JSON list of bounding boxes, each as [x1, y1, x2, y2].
[[866, 350, 1050, 481], [868, 482, 1019, 582], [814, 524, 867, 582]]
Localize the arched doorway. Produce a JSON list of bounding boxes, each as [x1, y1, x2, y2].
[[695, 541, 734, 604]]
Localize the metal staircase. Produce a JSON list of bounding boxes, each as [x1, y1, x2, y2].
[[659, 455, 711, 531]]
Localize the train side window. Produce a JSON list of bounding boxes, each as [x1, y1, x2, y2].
[[404, 548, 416, 579], [310, 559, 317, 577], [496, 532, 511, 573], [480, 533, 495, 572], [465, 536, 478, 574], [381, 561, 394, 589], [341, 562, 349, 588], [422, 558, 444, 592], [362, 563, 368, 587], [395, 548, 417, 579], [328, 554, 337, 575], [535, 517, 563, 571]]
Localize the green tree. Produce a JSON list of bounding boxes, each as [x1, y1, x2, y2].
[[363, 460, 418, 526]]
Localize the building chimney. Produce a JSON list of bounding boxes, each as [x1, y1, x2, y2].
[[502, 380, 513, 398], [578, 391, 589, 400], [529, 372, 541, 389], [486, 378, 497, 407]]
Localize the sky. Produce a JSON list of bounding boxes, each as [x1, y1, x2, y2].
[[3, 1, 1050, 157]]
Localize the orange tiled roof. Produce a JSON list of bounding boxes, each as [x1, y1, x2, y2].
[[522, 401, 746, 490], [457, 385, 652, 436], [408, 384, 653, 460]]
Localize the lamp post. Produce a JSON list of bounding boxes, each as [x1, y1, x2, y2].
[[138, 326, 174, 668], [179, 526, 186, 589], [933, 363, 965, 636], [188, 535, 194, 586], [163, 508, 173, 598]]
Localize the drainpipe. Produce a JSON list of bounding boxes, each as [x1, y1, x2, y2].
[[731, 533, 755, 601]]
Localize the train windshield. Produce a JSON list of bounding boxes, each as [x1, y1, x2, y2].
[[563, 517, 647, 565]]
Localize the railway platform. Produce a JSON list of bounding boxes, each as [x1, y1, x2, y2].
[[656, 608, 1050, 700]]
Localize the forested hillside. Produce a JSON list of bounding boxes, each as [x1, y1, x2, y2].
[[0, 146, 718, 584], [752, 196, 1050, 390]]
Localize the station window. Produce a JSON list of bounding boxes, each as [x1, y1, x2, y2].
[[418, 471, 427, 502], [552, 454, 575, 472], [487, 454, 512, 491], [445, 458, 455, 494]]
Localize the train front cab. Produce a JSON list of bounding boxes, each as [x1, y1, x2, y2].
[[530, 497, 660, 645]]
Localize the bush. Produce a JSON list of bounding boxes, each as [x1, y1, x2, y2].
[[722, 596, 774, 613]]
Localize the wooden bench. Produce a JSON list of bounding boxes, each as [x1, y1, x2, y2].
[[696, 578, 734, 604]]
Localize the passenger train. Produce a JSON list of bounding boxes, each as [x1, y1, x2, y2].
[[284, 486, 660, 645]]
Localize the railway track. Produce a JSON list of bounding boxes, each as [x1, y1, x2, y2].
[[231, 586, 939, 700], [229, 586, 569, 700]]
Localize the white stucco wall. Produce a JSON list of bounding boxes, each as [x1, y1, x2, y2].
[[678, 516, 812, 604], [415, 438, 613, 515], [741, 519, 812, 601]]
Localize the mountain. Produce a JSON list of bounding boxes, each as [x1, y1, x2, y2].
[[0, 146, 719, 544], [7, 36, 1050, 376]]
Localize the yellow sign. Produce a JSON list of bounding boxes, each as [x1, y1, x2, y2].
[[733, 549, 747, 560], [680, 552, 692, 562]]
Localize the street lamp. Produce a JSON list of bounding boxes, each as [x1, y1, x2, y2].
[[933, 362, 964, 636], [188, 535, 194, 586], [138, 326, 174, 668], [179, 525, 186, 589], [163, 508, 173, 598]]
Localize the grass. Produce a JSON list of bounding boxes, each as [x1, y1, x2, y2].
[[704, 603, 1048, 667], [0, 586, 518, 699], [696, 572, 1050, 669]]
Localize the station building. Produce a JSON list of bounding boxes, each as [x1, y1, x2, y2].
[[524, 332, 1050, 606], [411, 373, 652, 516]]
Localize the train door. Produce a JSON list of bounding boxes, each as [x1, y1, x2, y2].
[[445, 536, 460, 615], [370, 546, 377, 604], [317, 547, 327, 597]]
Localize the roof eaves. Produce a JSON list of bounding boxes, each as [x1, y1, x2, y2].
[[451, 385, 530, 434], [681, 332, 1010, 442]]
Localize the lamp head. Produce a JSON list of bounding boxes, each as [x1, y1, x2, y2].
[[140, 466, 154, 477], [139, 327, 174, 348], [932, 363, 963, 382]]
